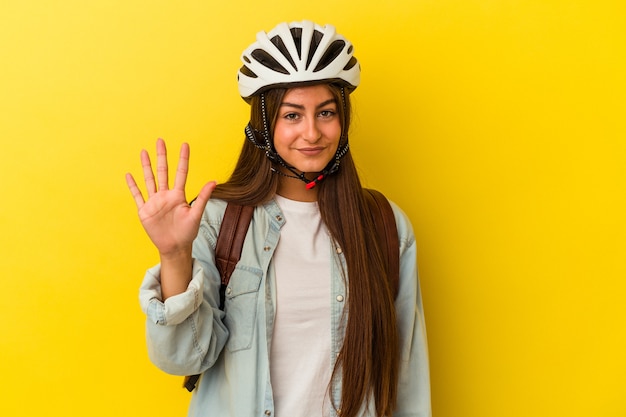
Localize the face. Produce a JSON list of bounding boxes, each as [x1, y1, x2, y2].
[[272, 84, 342, 174]]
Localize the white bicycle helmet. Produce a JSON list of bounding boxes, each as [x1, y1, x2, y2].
[[238, 20, 360, 100]]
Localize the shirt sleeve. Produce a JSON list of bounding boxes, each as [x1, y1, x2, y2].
[[392, 203, 432, 417], [139, 262, 204, 326]]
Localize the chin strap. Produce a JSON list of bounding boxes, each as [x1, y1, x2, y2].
[[268, 147, 345, 190]]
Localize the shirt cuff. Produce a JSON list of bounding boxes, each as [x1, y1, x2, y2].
[[139, 260, 204, 325]]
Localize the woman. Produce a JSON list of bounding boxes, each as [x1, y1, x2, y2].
[[126, 20, 430, 417]]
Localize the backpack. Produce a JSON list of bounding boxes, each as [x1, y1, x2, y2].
[[183, 188, 399, 391]]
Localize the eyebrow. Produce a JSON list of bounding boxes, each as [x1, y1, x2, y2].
[[279, 98, 337, 110]]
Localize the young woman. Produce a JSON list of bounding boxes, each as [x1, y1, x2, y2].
[[126, 20, 430, 417]]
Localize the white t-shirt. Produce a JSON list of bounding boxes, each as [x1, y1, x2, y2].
[[271, 195, 332, 417]]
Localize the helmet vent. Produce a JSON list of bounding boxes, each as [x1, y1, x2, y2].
[[343, 56, 358, 71], [314, 40, 346, 72], [239, 65, 257, 79], [251, 49, 289, 74], [290, 28, 303, 59], [305, 30, 324, 70], [270, 35, 297, 70]]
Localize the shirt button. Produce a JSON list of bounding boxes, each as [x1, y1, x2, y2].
[[226, 287, 232, 295], [336, 295, 344, 302], [276, 215, 283, 221], [264, 411, 272, 416], [264, 246, 271, 251], [336, 246, 343, 254]]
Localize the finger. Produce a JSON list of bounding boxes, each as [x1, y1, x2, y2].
[[156, 138, 169, 191], [125, 173, 146, 210], [173, 143, 190, 191], [190, 181, 217, 216], [140, 149, 157, 197]]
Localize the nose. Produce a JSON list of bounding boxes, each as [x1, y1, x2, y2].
[[302, 118, 322, 143]]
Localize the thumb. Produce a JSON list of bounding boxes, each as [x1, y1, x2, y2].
[[191, 181, 217, 214]]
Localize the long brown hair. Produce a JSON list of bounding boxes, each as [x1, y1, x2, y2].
[[212, 84, 400, 416]]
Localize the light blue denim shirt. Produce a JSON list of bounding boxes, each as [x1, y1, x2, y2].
[[139, 197, 431, 417]]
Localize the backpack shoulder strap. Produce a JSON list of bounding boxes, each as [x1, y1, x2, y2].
[[362, 188, 400, 298], [215, 203, 255, 310], [183, 202, 254, 392]]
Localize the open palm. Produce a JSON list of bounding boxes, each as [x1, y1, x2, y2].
[[125, 139, 215, 257]]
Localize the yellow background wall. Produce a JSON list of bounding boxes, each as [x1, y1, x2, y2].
[[1, 1, 624, 416]]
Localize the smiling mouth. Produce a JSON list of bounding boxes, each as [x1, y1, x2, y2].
[[297, 147, 326, 156]]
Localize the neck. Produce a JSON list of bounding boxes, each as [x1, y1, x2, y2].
[[276, 174, 319, 202]]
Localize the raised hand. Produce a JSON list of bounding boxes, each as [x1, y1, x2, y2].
[[126, 139, 216, 298]]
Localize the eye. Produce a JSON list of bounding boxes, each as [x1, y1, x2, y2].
[[283, 112, 300, 121], [318, 109, 336, 119]]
